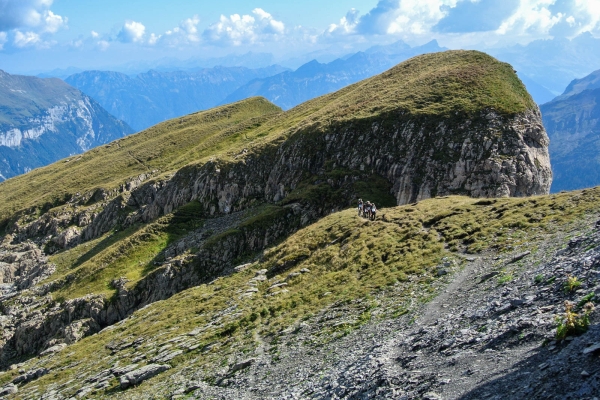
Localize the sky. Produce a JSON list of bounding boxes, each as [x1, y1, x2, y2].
[[0, 0, 600, 74]]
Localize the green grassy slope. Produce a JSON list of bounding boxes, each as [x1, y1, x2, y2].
[[3, 187, 599, 397], [0, 97, 281, 222], [0, 50, 535, 226]]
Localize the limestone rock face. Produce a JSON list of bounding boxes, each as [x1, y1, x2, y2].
[[0, 70, 134, 181]]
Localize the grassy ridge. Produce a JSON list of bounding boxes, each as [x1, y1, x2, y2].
[[4, 187, 600, 397], [0, 50, 535, 227], [0, 97, 281, 222]]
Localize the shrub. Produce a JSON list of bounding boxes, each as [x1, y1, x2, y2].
[[564, 275, 582, 293], [555, 301, 594, 340]]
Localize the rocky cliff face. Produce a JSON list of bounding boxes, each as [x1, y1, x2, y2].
[[0, 51, 552, 369], [0, 70, 134, 181], [541, 81, 600, 192]]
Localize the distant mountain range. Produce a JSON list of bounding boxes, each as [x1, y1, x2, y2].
[[0, 70, 133, 182], [223, 40, 448, 110], [62, 39, 560, 137], [65, 65, 288, 132], [491, 33, 600, 97], [541, 67, 600, 192]]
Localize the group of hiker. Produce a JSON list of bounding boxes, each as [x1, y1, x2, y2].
[[357, 199, 377, 220]]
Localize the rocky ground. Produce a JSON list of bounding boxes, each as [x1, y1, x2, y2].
[[2, 212, 600, 399], [163, 215, 600, 399]]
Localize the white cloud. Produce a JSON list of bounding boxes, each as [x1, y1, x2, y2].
[[496, 0, 562, 36], [148, 33, 161, 45], [570, 0, 600, 35], [0, 0, 66, 33], [96, 40, 110, 51], [387, 0, 458, 35], [203, 8, 285, 46], [42, 10, 66, 33], [91, 30, 99, 38], [13, 30, 41, 48], [117, 20, 146, 43], [153, 15, 200, 46], [323, 0, 600, 48], [253, 8, 285, 34], [180, 15, 200, 42], [0, 0, 66, 51], [327, 9, 360, 35]]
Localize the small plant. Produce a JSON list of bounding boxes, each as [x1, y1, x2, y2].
[[564, 275, 582, 293], [534, 274, 544, 284], [578, 293, 596, 308], [555, 301, 595, 340], [497, 272, 513, 285]]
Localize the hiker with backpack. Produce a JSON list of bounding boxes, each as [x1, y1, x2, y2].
[[358, 199, 363, 216], [370, 203, 377, 220]]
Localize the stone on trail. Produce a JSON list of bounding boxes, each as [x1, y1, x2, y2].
[[229, 358, 256, 374], [582, 343, 600, 355], [119, 364, 171, 389], [509, 251, 531, 263]]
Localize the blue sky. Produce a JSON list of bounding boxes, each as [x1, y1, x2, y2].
[[1, 0, 600, 73]]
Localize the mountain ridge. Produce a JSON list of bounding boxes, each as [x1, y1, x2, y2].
[[0, 51, 558, 399], [540, 67, 600, 192], [0, 70, 134, 182]]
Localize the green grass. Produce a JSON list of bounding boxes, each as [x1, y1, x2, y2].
[[0, 97, 282, 224], [47, 201, 207, 299], [5, 186, 600, 397]]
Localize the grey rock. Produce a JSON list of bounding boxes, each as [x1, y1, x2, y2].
[[75, 386, 93, 398], [582, 343, 600, 354], [509, 252, 531, 263], [39, 343, 67, 357], [13, 368, 49, 384], [119, 364, 171, 389], [151, 350, 184, 363], [510, 298, 524, 307], [111, 364, 139, 376], [229, 358, 256, 374], [234, 263, 252, 272], [0, 383, 18, 396]]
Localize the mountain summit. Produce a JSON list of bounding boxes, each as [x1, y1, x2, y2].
[[0, 70, 133, 181]]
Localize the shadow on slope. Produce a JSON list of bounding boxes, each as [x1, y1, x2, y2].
[[459, 323, 600, 400]]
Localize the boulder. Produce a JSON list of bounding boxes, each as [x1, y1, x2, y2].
[[119, 364, 171, 389]]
